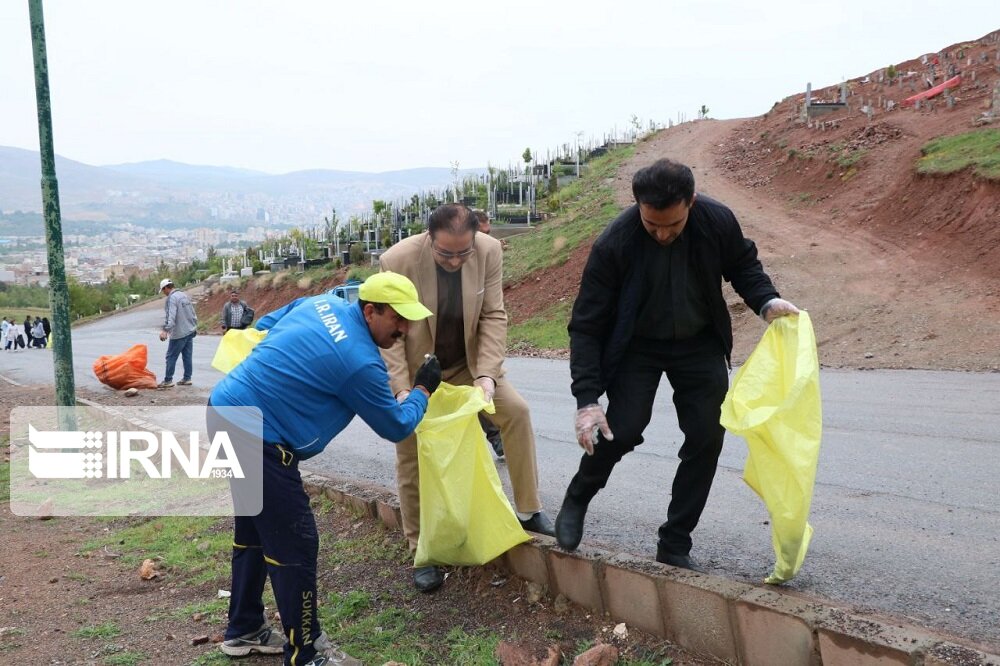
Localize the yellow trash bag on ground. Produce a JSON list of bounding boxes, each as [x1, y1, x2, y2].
[[211, 328, 267, 374], [720, 311, 822, 584], [414, 383, 530, 567]]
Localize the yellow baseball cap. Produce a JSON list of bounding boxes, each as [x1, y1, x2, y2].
[[358, 272, 433, 321]]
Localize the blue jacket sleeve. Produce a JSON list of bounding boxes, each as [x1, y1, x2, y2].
[[255, 297, 309, 331], [339, 362, 429, 442]]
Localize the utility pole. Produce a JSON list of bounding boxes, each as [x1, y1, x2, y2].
[[29, 0, 76, 408]]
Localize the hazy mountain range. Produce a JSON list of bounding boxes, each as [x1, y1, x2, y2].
[[0, 145, 480, 231]]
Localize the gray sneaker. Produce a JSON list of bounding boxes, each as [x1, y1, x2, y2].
[[219, 624, 285, 656], [157, 380, 174, 389], [302, 632, 362, 666]]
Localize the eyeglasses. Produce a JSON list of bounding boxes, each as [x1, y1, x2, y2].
[[431, 243, 475, 260]]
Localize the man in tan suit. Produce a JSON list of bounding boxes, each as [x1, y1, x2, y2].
[[379, 203, 554, 593]]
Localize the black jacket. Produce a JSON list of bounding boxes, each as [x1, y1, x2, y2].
[[221, 299, 249, 330], [568, 196, 779, 408]]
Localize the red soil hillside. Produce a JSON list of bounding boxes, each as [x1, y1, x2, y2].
[[505, 29, 1000, 370], [717, 29, 1000, 284]]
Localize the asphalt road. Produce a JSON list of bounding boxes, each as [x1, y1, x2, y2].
[[3, 301, 999, 648]]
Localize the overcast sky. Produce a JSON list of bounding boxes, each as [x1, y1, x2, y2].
[[1, 1, 996, 174]]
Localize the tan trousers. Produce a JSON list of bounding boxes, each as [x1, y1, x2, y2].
[[395, 363, 541, 551]]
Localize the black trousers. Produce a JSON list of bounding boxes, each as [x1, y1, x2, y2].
[[228, 444, 322, 665], [566, 332, 729, 555], [208, 403, 322, 666]]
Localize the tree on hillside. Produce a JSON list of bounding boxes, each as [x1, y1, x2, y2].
[[288, 228, 317, 260], [348, 242, 364, 265], [698, 105, 710, 119], [323, 207, 339, 242], [522, 148, 532, 164]]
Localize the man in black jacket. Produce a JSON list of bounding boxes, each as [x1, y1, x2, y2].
[[221, 289, 251, 332], [554, 158, 799, 570]]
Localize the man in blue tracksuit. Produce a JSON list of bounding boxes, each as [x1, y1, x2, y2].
[[209, 272, 442, 666]]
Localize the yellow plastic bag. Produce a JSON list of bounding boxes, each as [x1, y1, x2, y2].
[[414, 383, 530, 567], [211, 328, 268, 374], [720, 312, 822, 584]]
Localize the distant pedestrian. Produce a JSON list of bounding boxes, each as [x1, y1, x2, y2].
[[1, 317, 9, 350], [22, 317, 32, 348], [221, 288, 252, 332], [9, 322, 25, 350], [42, 317, 51, 345], [157, 278, 198, 388], [31, 318, 46, 348], [474, 209, 508, 249]]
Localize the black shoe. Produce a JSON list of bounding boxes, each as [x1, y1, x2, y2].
[[413, 565, 444, 593], [655, 550, 702, 572], [489, 435, 505, 461], [518, 511, 555, 536], [554, 496, 588, 551]]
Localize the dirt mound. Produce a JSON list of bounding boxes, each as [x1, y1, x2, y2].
[[503, 29, 1000, 371], [716, 30, 1000, 283], [196, 269, 349, 333]]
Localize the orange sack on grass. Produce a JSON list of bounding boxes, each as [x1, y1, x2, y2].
[[92, 344, 159, 390]]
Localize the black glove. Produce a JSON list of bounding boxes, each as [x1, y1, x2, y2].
[[413, 354, 442, 395]]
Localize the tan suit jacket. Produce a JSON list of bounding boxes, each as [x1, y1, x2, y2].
[[378, 231, 507, 394]]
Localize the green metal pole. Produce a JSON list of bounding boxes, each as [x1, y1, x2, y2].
[[28, 0, 76, 408]]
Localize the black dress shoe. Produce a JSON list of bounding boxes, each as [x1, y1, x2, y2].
[[488, 433, 505, 461], [655, 551, 702, 572], [518, 511, 555, 536], [554, 496, 588, 551], [413, 565, 444, 593]]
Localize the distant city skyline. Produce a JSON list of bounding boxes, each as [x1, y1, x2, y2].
[[1, 1, 996, 174]]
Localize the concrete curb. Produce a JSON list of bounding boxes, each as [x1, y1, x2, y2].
[[299, 471, 1000, 666]]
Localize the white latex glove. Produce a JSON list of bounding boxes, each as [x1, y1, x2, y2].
[[760, 298, 800, 323], [574, 403, 614, 456], [474, 376, 496, 404], [395, 389, 411, 403]]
